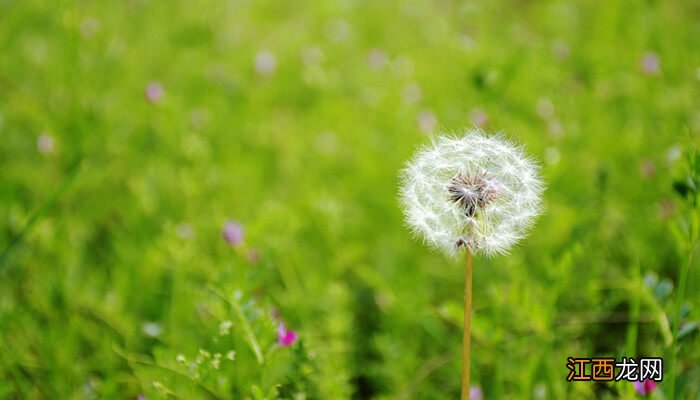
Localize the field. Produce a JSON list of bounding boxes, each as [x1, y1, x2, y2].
[[1, 0, 699, 398]]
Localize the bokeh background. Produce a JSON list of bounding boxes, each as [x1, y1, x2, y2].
[[1, 0, 699, 399]]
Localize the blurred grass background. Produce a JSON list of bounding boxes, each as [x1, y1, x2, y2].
[[0, 0, 699, 398]]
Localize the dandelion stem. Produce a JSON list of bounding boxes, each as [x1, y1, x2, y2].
[[462, 249, 473, 400]]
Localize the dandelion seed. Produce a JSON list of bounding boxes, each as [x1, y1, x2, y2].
[[633, 379, 657, 396], [145, 82, 165, 104], [176, 354, 186, 364], [277, 322, 298, 346], [222, 220, 244, 246], [226, 351, 236, 360]]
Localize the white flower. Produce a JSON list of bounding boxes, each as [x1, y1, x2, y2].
[[399, 129, 544, 256]]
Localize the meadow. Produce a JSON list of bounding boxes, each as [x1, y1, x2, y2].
[[0, 0, 699, 398]]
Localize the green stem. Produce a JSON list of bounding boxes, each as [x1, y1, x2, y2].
[[210, 288, 265, 365], [668, 244, 696, 400], [461, 249, 473, 400]]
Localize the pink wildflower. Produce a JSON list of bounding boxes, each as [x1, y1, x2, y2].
[[277, 323, 297, 346], [633, 380, 657, 396], [222, 220, 244, 246]]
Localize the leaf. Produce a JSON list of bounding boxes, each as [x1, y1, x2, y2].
[[677, 321, 699, 340], [673, 179, 692, 199]]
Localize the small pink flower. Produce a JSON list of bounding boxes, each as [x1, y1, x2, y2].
[[277, 323, 297, 346], [633, 380, 657, 396], [145, 82, 165, 104], [469, 108, 489, 128], [367, 49, 389, 70], [37, 132, 55, 155], [222, 220, 244, 246], [245, 248, 260, 264], [641, 52, 660, 75], [469, 386, 483, 400], [417, 110, 437, 133]]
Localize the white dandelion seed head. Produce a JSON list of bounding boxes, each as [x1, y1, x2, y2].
[[399, 129, 544, 257]]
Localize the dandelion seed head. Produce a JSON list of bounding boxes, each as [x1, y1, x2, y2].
[[399, 129, 544, 256]]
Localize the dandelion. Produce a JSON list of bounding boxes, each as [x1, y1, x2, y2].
[[399, 130, 543, 256], [398, 129, 544, 400], [277, 322, 298, 347], [222, 220, 244, 246], [633, 380, 657, 396]]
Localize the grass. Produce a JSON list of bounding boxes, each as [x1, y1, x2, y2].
[[0, 0, 699, 398]]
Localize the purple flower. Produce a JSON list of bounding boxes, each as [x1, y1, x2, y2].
[[640, 52, 660, 75], [37, 132, 55, 155], [222, 220, 244, 246], [633, 380, 657, 396], [145, 82, 165, 104], [469, 386, 483, 400], [245, 248, 260, 264], [469, 108, 489, 128], [277, 323, 297, 346]]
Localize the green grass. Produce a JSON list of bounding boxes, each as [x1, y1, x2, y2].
[[0, 0, 699, 398]]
